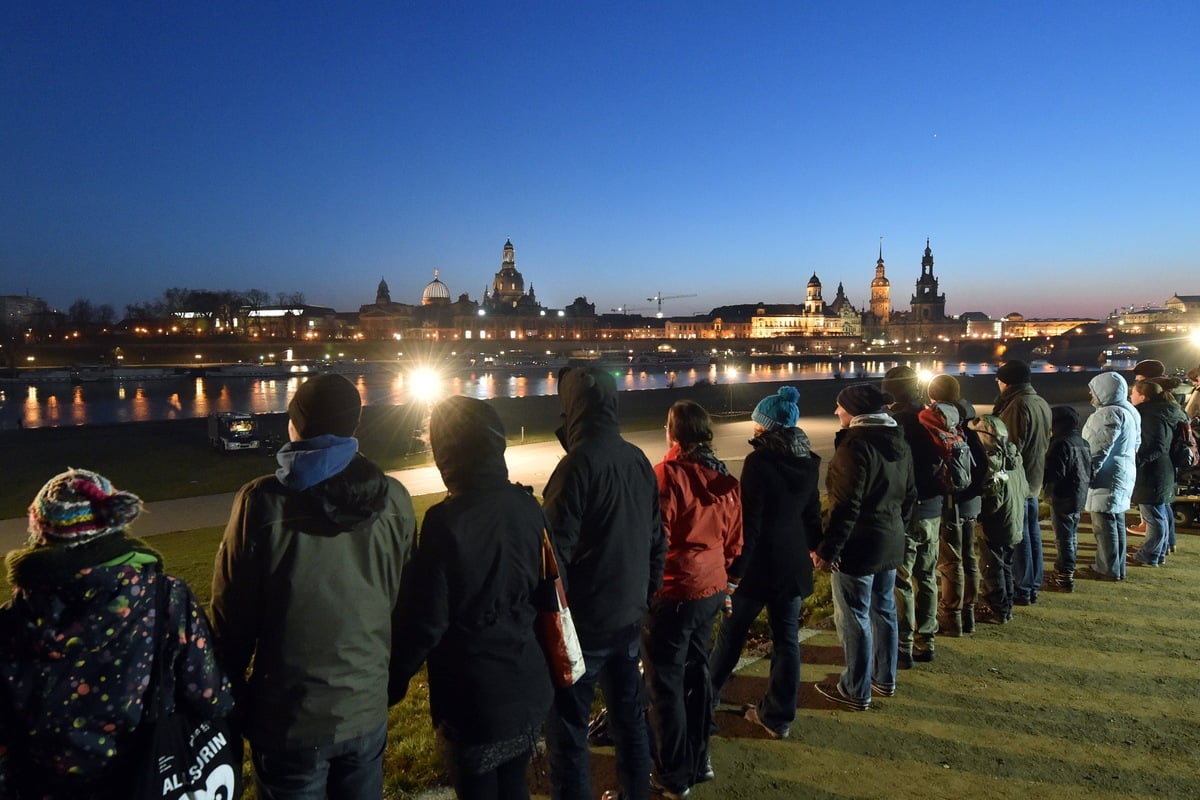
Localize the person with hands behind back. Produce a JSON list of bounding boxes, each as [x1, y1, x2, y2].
[[813, 384, 915, 712]]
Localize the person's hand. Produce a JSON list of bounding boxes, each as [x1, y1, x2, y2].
[[723, 581, 738, 616], [810, 551, 838, 572]]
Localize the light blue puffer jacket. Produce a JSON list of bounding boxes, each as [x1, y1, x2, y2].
[[1082, 372, 1141, 513]]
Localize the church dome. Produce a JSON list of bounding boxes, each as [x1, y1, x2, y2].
[[422, 270, 451, 306], [807, 273, 821, 288]]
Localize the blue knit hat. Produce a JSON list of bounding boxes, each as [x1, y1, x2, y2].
[[752, 386, 800, 430]]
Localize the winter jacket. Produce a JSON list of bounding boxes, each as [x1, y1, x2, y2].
[[819, 414, 915, 577], [211, 442, 416, 750], [730, 427, 822, 601], [951, 399, 988, 521], [993, 382, 1053, 497], [542, 366, 666, 644], [654, 444, 743, 601], [1043, 406, 1092, 513], [890, 400, 945, 520], [1082, 372, 1141, 514], [1132, 394, 1188, 505], [390, 397, 552, 747], [1, 537, 232, 799], [970, 414, 1029, 547]]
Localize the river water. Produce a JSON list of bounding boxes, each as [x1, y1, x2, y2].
[[0, 358, 1097, 429]]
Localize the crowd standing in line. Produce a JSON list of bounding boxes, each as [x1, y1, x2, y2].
[[2, 356, 1192, 800]]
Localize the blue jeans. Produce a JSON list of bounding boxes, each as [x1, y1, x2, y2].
[[710, 592, 802, 733], [642, 592, 723, 791], [1091, 510, 1127, 579], [1051, 506, 1080, 575], [251, 722, 387, 800], [546, 623, 649, 800], [1012, 496, 1043, 601], [895, 515, 939, 654], [831, 570, 898, 701], [1133, 503, 1171, 565]]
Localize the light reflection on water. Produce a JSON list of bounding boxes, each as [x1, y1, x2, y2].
[[2, 358, 1085, 429]]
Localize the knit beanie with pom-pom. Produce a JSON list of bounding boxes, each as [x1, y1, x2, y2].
[[752, 386, 800, 430], [27, 468, 143, 548]]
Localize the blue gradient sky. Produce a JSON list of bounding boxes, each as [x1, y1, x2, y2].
[[3, 2, 1197, 320]]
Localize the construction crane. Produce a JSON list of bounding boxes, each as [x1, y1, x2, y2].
[[610, 304, 650, 315], [646, 292, 698, 318]]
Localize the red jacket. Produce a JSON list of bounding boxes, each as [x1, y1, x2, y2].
[[653, 445, 743, 601]]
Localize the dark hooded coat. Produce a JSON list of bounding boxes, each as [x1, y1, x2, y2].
[[542, 367, 666, 644], [390, 396, 553, 746], [731, 426, 822, 601], [211, 445, 416, 750], [1132, 393, 1188, 505], [819, 417, 916, 576], [1043, 406, 1092, 513]]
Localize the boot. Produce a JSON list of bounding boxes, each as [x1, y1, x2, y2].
[[937, 611, 962, 637], [961, 605, 976, 634], [1054, 570, 1075, 592]]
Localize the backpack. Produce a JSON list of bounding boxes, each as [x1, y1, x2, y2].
[[1170, 417, 1199, 470], [918, 402, 974, 494]]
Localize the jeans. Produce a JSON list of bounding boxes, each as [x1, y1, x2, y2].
[[831, 570, 898, 701], [937, 506, 979, 624], [895, 515, 940, 655], [1133, 503, 1171, 565], [1051, 507, 1081, 575], [1012, 496, 1043, 602], [975, 526, 1015, 617], [642, 592, 723, 792], [546, 623, 649, 800], [1091, 510, 1127, 580], [710, 592, 803, 734], [251, 722, 387, 800]]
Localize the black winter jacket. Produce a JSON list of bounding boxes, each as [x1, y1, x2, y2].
[[890, 401, 945, 520], [391, 396, 553, 746], [819, 417, 916, 576], [543, 367, 667, 643], [731, 427, 822, 602], [1043, 406, 1092, 513], [1132, 396, 1188, 505]]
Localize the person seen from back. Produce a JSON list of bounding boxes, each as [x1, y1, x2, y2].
[[1, 469, 233, 799], [643, 400, 741, 799], [710, 386, 821, 741], [210, 373, 417, 799], [967, 414, 1027, 623], [1080, 371, 1140, 581], [1043, 406, 1092, 591], [813, 384, 914, 711], [1128, 380, 1186, 568], [390, 396, 552, 800], [542, 366, 666, 800]]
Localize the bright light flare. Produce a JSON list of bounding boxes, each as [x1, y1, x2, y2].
[[1190, 329, 1200, 347], [917, 368, 934, 384], [408, 367, 444, 403]]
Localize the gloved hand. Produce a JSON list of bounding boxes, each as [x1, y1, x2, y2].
[[724, 581, 738, 617]]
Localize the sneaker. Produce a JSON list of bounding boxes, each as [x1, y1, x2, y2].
[[1127, 554, 1157, 567], [913, 649, 936, 663], [1013, 595, 1031, 606], [694, 755, 715, 784], [815, 682, 871, 711], [975, 605, 1007, 625], [1127, 520, 1147, 536], [871, 681, 896, 697], [649, 774, 689, 800], [937, 615, 962, 637], [896, 651, 914, 670], [742, 705, 788, 739]]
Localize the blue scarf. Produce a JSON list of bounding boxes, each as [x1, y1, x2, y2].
[[275, 435, 359, 492]]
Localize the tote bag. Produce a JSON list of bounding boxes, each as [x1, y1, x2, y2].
[[131, 578, 243, 800], [535, 529, 587, 686]]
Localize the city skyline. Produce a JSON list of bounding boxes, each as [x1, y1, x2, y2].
[[3, 2, 1197, 320]]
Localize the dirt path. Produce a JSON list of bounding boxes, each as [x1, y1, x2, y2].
[[529, 519, 1200, 800]]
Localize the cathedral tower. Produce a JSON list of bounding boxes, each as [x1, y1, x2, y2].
[[491, 238, 526, 307], [870, 243, 891, 323], [909, 239, 946, 322]]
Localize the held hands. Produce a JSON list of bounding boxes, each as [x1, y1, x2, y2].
[[810, 550, 838, 573], [724, 581, 739, 617]]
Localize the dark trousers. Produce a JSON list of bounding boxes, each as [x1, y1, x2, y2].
[[710, 591, 803, 732], [642, 591, 723, 792], [451, 751, 532, 800], [1052, 506, 1081, 575], [976, 528, 1015, 617]]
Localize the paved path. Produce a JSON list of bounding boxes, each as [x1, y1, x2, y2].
[[0, 416, 843, 553]]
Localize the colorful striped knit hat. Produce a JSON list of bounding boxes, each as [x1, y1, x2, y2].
[[27, 468, 143, 547]]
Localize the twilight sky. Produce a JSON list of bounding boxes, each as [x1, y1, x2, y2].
[[3, 2, 1197, 321]]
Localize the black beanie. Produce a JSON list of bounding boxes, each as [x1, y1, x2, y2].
[[996, 360, 1032, 385], [837, 383, 894, 416], [881, 365, 920, 404], [288, 374, 362, 438]]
